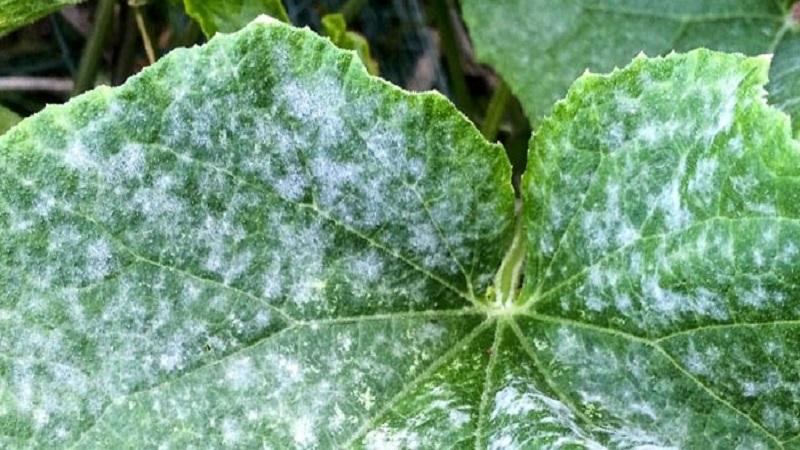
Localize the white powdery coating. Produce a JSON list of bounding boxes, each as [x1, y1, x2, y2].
[[365, 426, 421, 450], [702, 75, 743, 143], [364, 382, 474, 449], [291, 416, 316, 448], [224, 357, 256, 391], [487, 378, 605, 450], [686, 157, 719, 207], [97, 318, 465, 448], [85, 238, 113, 281], [537, 54, 756, 290], [0, 25, 511, 447], [579, 182, 640, 254], [673, 330, 800, 437], [105, 142, 146, 182], [653, 169, 692, 230], [563, 236, 732, 330], [548, 326, 776, 449], [63, 138, 98, 172], [548, 327, 685, 448], [130, 172, 187, 225]]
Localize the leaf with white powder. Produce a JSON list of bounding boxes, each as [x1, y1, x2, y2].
[[517, 49, 800, 448], [0, 19, 513, 448], [1, 15, 799, 450]]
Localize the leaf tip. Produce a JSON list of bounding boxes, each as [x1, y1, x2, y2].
[[252, 14, 282, 27], [756, 53, 773, 64]]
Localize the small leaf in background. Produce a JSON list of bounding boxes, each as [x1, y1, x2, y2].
[[0, 104, 21, 135], [518, 49, 800, 448], [0, 19, 513, 447], [462, 0, 800, 135], [0, 0, 86, 36], [769, 11, 800, 138], [182, 0, 289, 36], [322, 13, 379, 76]]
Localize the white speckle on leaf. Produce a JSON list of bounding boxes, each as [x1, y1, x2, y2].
[[225, 357, 256, 391], [635, 121, 659, 145], [291, 416, 315, 447], [159, 351, 183, 373], [63, 140, 97, 171], [221, 417, 242, 446], [106, 143, 146, 182], [86, 238, 113, 280], [687, 157, 719, 205], [365, 426, 421, 450]]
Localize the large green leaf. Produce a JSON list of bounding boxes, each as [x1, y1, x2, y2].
[[520, 49, 800, 448], [2, 16, 799, 450], [462, 0, 800, 135], [0, 0, 85, 36], [0, 18, 515, 447], [183, 0, 289, 36]]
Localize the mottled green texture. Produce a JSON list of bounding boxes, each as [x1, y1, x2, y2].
[[0, 20, 515, 448], [183, 0, 289, 36], [520, 49, 800, 448], [0, 0, 84, 36], [0, 105, 21, 135], [462, 0, 800, 135]]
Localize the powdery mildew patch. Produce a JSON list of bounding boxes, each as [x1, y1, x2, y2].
[[527, 51, 800, 336], [662, 325, 800, 440], [0, 22, 512, 448], [361, 324, 494, 449], [518, 50, 800, 448], [519, 321, 779, 449], [63, 316, 480, 448], [482, 327, 607, 450]]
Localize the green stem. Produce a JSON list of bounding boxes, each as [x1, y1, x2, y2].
[[134, 6, 157, 64], [493, 215, 526, 309], [72, 0, 116, 95], [481, 80, 510, 142], [432, 0, 474, 118], [340, 0, 369, 23]]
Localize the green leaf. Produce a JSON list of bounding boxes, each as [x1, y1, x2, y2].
[[520, 49, 800, 448], [0, 104, 21, 135], [3, 13, 800, 449], [0, 18, 514, 448], [322, 13, 379, 76], [182, 0, 290, 36], [461, 0, 800, 135], [0, 0, 85, 36]]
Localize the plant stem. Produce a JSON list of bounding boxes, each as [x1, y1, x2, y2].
[[432, 0, 474, 118], [72, 0, 116, 95], [493, 215, 525, 308], [340, 0, 368, 23], [134, 5, 157, 64], [481, 80, 510, 142]]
